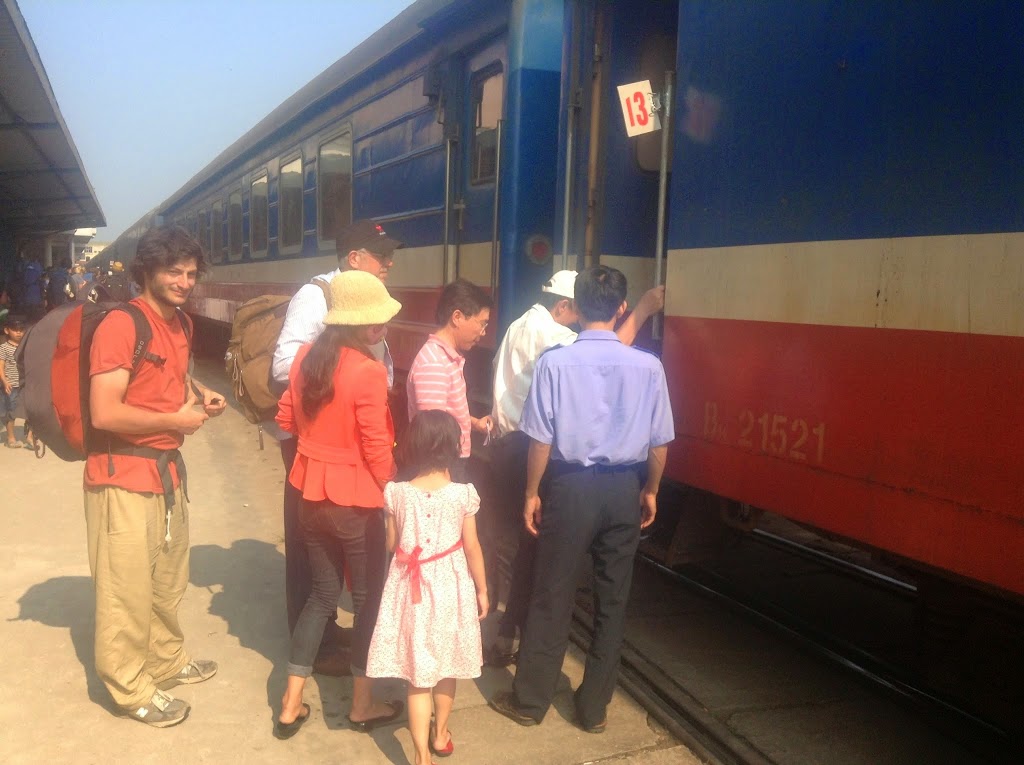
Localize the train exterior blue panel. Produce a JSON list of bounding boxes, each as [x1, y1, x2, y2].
[[668, 0, 1024, 251], [498, 0, 564, 327]]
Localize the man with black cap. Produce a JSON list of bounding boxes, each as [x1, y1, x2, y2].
[[270, 220, 402, 675]]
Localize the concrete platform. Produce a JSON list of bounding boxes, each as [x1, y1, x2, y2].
[[0, 365, 684, 765]]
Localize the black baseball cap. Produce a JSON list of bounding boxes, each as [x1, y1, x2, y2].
[[4, 315, 26, 330], [336, 220, 403, 260]]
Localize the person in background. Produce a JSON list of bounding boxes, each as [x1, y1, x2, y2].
[[70, 264, 88, 297], [270, 219, 403, 676], [86, 226, 226, 727], [406, 278, 493, 484], [489, 265, 674, 733], [46, 256, 74, 310], [274, 270, 404, 738], [367, 410, 488, 765], [0, 315, 34, 449], [13, 254, 44, 322], [485, 271, 665, 666]]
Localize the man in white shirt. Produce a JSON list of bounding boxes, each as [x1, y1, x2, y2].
[[271, 219, 402, 675], [485, 270, 664, 666]]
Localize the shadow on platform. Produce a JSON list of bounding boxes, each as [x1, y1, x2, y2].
[[12, 575, 114, 714]]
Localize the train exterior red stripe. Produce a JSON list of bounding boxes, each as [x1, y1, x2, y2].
[[663, 314, 1024, 596]]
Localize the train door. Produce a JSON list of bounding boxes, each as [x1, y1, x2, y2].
[[557, 0, 678, 314]]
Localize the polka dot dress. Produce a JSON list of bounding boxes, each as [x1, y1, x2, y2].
[[366, 481, 482, 688]]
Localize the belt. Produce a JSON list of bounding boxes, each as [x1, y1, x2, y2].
[[394, 540, 464, 604], [547, 460, 642, 477], [101, 441, 189, 543]]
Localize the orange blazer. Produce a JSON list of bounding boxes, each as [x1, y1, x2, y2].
[[276, 345, 396, 509]]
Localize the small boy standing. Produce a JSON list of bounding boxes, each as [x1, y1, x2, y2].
[[0, 316, 33, 449]]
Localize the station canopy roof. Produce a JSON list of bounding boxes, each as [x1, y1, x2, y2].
[[0, 0, 104, 236]]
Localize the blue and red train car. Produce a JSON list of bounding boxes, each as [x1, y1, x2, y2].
[[102, 0, 1024, 602]]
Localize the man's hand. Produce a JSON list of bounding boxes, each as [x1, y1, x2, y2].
[[640, 489, 658, 529], [471, 415, 493, 435], [201, 388, 227, 417], [524, 494, 543, 537], [636, 285, 666, 319], [174, 390, 208, 434]]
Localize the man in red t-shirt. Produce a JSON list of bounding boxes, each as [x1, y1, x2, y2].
[[86, 225, 225, 728]]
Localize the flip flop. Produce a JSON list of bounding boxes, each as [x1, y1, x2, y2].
[[348, 700, 404, 732], [429, 723, 454, 757], [274, 703, 311, 740], [5, 441, 22, 449]]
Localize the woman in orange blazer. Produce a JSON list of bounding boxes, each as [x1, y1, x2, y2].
[[275, 270, 403, 739]]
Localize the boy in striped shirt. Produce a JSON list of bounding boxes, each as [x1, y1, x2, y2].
[[0, 315, 34, 449], [406, 278, 493, 482]]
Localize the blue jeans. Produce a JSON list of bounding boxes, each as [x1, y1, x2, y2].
[[286, 501, 386, 677], [1, 386, 20, 423]]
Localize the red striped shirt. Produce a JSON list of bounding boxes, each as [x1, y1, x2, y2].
[[406, 334, 471, 457]]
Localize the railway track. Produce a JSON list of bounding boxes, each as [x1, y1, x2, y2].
[[569, 546, 1019, 765]]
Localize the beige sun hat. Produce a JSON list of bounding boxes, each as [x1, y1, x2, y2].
[[324, 270, 402, 326]]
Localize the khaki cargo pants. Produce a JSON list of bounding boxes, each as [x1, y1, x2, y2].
[[84, 485, 191, 711]]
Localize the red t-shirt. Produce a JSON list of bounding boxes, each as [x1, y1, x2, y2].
[[84, 298, 192, 494]]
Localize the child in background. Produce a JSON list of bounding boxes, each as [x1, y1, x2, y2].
[[367, 410, 488, 765], [0, 316, 33, 449]]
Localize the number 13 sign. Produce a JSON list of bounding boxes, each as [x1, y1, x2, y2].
[[617, 80, 661, 137]]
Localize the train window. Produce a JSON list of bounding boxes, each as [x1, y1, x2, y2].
[[228, 191, 243, 262], [280, 156, 303, 253], [318, 130, 352, 246], [250, 174, 269, 258], [211, 201, 224, 264], [471, 67, 504, 185], [197, 209, 209, 257]]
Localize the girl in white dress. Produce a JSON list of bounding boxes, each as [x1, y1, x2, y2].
[[367, 410, 488, 765]]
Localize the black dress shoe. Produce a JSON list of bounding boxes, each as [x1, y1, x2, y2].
[[488, 691, 540, 727], [483, 645, 519, 668]]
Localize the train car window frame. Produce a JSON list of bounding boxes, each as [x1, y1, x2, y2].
[[185, 211, 196, 238], [250, 172, 269, 259], [317, 127, 353, 250], [211, 200, 224, 264], [279, 153, 304, 256], [470, 63, 504, 186], [228, 189, 243, 262], [197, 208, 210, 258]]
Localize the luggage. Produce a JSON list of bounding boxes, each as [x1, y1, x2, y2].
[[224, 279, 330, 426], [15, 301, 190, 461]]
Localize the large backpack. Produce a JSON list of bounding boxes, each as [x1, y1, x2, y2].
[[16, 300, 191, 461], [225, 279, 330, 426]]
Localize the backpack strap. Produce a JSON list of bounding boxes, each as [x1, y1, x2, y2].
[[113, 303, 192, 376], [311, 277, 331, 309]]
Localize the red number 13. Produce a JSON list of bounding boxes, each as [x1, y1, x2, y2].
[[625, 91, 649, 127]]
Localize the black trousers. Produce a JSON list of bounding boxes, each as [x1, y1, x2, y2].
[[280, 437, 345, 648], [491, 431, 533, 639], [287, 501, 386, 675], [511, 463, 642, 728]]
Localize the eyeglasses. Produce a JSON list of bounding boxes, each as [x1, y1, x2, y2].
[[360, 249, 393, 267]]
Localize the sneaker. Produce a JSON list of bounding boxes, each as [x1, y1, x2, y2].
[[131, 689, 190, 728], [157, 659, 218, 689]]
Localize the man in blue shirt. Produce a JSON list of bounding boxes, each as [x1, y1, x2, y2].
[[489, 265, 675, 733]]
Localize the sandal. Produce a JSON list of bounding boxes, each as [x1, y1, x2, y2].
[[348, 700, 404, 732], [430, 723, 454, 757], [274, 703, 311, 740], [5, 441, 22, 449]]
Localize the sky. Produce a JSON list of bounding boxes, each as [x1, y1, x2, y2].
[[19, 0, 415, 241]]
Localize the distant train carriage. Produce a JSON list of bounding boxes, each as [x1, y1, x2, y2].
[[103, 0, 1024, 604]]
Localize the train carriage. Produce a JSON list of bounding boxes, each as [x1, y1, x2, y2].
[[555, 0, 1024, 601], [103, 0, 1024, 604]]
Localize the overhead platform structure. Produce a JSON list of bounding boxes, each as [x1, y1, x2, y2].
[[0, 0, 103, 271]]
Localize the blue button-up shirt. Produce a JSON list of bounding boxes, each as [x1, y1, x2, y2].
[[519, 330, 675, 466]]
